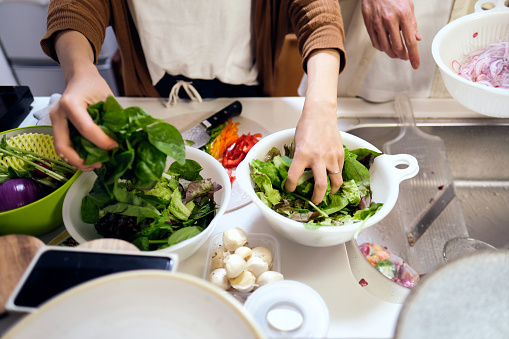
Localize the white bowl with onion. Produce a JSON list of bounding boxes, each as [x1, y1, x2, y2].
[[431, 0, 509, 117]]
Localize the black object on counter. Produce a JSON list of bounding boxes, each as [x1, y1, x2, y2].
[[0, 86, 34, 132]]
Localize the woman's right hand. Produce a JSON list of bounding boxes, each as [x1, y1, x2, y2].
[[51, 30, 118, 171]]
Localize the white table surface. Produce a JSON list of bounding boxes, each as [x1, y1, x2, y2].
[[9, 96, 482, 339]]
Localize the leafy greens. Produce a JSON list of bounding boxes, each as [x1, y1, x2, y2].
[[74, 96, 222, 250], [250, 144, 383, 228]]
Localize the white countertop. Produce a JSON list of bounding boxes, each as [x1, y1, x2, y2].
[[13, 96, 484, 338]]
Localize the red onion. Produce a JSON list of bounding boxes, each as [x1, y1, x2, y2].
[[0, 178, 46, 213], [453, 41, 509, 88], [33, 159, 52, 178]]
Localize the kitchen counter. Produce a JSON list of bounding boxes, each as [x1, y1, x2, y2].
[[6, 96, 487, 338]]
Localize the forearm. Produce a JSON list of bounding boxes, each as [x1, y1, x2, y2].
[[54, 30, 97, 85], [302, 49, 340, 119], [287, 49, 343, 204]]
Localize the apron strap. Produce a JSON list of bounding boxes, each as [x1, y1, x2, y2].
[[337, 0, 377, 97]]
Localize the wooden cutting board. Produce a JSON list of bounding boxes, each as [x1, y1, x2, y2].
[[0, 235, 45, 315]]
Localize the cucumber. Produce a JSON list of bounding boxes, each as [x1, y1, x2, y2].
[[375, 259, 397, 279]]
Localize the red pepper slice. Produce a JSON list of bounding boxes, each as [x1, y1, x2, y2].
[[222, 133, 262, 168]]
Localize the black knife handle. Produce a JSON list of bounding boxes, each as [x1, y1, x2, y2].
[[202, 101, 242, 129]]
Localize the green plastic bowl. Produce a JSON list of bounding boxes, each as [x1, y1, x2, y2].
[[0, 126, 81, 236]]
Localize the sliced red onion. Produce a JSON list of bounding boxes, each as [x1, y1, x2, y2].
[[455, 41, 509, 89]]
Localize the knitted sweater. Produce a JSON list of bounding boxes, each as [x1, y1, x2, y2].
[[41, 0, 345, 97]]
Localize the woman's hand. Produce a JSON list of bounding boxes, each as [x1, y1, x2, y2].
[[361, 0, 422, 69], [50, 31, 118, 171], [284, 50, 343, 205]]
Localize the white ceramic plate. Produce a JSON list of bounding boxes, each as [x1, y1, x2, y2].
[[2, 270, 266, 339]]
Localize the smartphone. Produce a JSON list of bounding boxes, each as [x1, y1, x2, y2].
[[5, 246, 178, 313]]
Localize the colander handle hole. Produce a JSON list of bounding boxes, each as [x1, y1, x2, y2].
[[395, 163, 409, 170], [480, 2, 496, 10]]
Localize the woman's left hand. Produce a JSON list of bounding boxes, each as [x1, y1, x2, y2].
[[284, 49, 343, 205], [285, 99, 344, 205]]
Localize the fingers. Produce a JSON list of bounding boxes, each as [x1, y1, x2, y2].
[[284, 140, 344, 205], [386, 23, 408, 61], [51, 104, 95, 171], [50, 96, 117, 171], [401, 19, 421, 69], [328, 169, 343, 196], [361, 0, 421, 66], [284, 159, 305, 194], [286, 162, 344, 205], [310, 164, 328, 205]]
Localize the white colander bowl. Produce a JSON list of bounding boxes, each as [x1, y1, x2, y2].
[[236, 129, 419, 247], [431, 0, 509, 117]]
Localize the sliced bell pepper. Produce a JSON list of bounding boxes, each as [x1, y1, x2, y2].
[[209, 119, 240, 160], [222, 133, 262, 168]]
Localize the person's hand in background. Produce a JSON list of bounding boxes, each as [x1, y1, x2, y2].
[[50, 30, 118, 171], [361, 0, 422, 69]]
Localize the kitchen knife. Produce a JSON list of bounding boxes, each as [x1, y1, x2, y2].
[[181, 100, 242, 149], [407, 182, 456, 246]]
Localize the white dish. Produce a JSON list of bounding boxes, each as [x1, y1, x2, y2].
[[244, 280, 329, 339], [345, 239, 412, 304], [62, 146, 231, 261], [236, 128, 419, 247], [2, 270, 266, 339], [431, 0, 509, 117], [395, 251, 509, 338]]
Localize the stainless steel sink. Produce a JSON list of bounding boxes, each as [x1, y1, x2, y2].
[[346, 118, 509, 254]]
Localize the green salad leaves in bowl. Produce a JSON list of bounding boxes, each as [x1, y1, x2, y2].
[[62, 96, 230, 260], [236, 128, 419, 247]]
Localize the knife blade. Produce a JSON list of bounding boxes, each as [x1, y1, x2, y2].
[[407, 182, 456, 246], [181, 100, 242, 148]]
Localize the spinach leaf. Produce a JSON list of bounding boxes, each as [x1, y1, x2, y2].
[[343, 148, 370, 185], [169, 159, 203, 181], [71, 95, 185, 193], [146, 122, 185, 164], [131, 140, 167, 189], [132, 237, 150, 251], [167, 226, 202, 246], [81, 196, 100, 224], [102, 202, 160, 219]]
